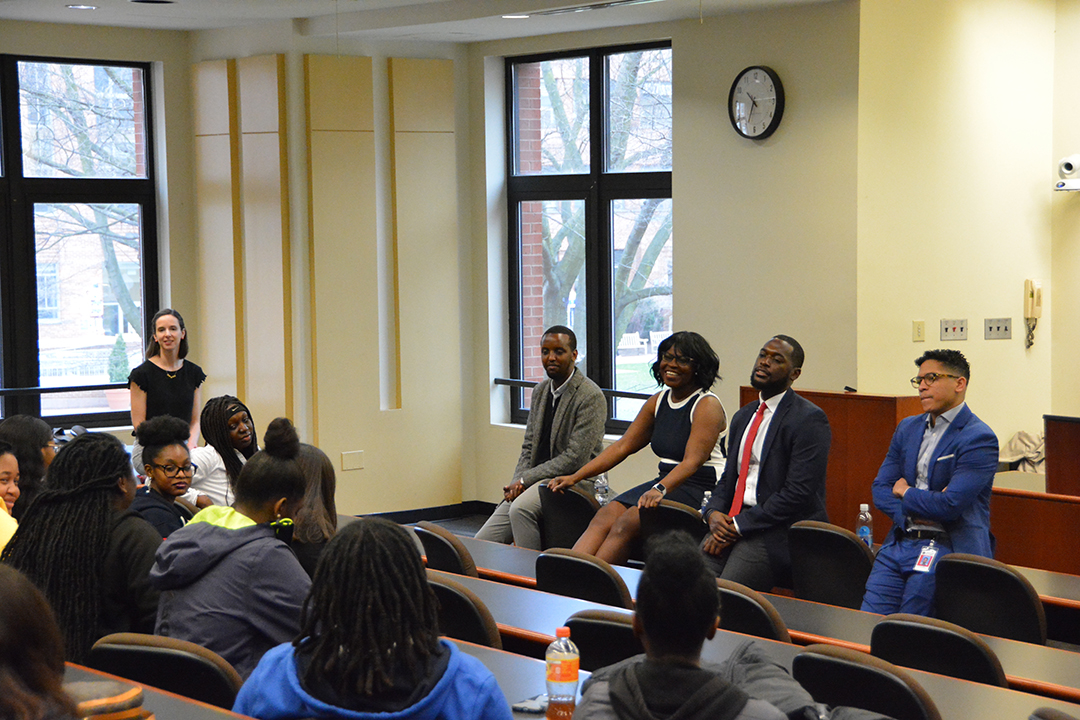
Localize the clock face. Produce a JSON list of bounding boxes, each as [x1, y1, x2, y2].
[[728, 66, 784, 139]]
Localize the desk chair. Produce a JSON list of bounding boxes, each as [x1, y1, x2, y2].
[[535, 548, 634, 609], [870, 613, 1007, 687], [934, 553, 1047, 645], [427, 571, 503, 649], [85, 632, 243, 709], [639, 500, 708, 545], [565, 608, 643, 671], [538, 483, 599, 549], [788, 520, 875, 609], [716, 579, 791, 643], [1030, 708, 1080, 720], [415, 521, 479, 577], [792, 644, 942, 720]]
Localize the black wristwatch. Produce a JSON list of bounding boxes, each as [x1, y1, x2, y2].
[[651, 483, 667, 496]]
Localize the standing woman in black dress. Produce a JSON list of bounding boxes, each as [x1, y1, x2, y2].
[[128, 309, 206, 469]]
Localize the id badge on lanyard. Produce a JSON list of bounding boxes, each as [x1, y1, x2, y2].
[[913, 540, 938, 573]]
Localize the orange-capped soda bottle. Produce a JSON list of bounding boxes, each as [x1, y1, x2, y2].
[[545, 626, 579, 720]]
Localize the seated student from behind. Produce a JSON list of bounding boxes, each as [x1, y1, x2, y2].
[[132, 415, 195, 537], [575, 531, 785, 720], [150, 417, 310, 679], [233, 517, 513, 720], [0, 565, 79, 720]]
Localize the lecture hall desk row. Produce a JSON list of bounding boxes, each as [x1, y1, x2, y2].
[[425, 572, 1080, 720], [451, 526, 1080, 646], [64, 634, 1080, 720], [427, 535, 1080, 706]]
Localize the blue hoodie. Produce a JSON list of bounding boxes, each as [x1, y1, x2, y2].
[[149, 506, 310, 679], [234, 640, 512, 720]]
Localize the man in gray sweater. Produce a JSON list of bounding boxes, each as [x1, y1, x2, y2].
[[475, 325, 606, 549]]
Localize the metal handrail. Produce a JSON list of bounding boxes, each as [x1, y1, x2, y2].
[[494, 376, 651, 401], [0, 382, 127, 397]]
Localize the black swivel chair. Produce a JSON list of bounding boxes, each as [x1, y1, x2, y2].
[[426, 570, 503, 649], [788, 519, 875, 609], [870, 613, 1008, 687], [538, 483, 600, 549], [85, 633, 243, 710], [792, 644, 943, 720], [414, 521, 479, 577], [716, 578, 791, 643], [565, 608, 644, 671], [1030, 708, 1080, 720], [535, 548, 634, 609], [934, 552, 1047, 645], [639, 500, 708, 545]]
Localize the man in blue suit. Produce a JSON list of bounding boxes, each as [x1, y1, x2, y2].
[[861, 349, 998, 616], [701, 336, 831, 591]]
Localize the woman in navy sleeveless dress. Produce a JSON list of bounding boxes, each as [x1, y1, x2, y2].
[[549, 332, 726, 565]]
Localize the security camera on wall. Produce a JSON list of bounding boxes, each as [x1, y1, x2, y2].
[[1056, 154, 1080, 191]]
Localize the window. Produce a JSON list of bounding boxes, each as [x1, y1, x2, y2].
[[506, 43, 672, 430], [0, 56, 159, 424]]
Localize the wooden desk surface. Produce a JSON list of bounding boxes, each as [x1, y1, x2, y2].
[[450, 640, 589, 717], [427, 569, 619, 646], [64, 663, 248, 719]]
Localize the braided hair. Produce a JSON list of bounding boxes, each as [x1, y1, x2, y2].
[[199, 396, 257, 490], [0, 433, 134, 663], [295, 518, 440, 697]]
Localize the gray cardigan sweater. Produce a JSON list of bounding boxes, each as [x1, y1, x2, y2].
[[515, 367, 606, 487]]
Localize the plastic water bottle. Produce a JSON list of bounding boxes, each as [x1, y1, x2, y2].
[[593, 474, 612, 506], [700, 491, 712, 515], [857, 503, 873, 549], [545, 626, 579, 720]]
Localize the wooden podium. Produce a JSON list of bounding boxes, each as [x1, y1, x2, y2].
[[739, 386, 922, 542], [1044, 414, 1080, 497]]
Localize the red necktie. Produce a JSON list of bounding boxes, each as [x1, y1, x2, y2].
[[729, 402, 767, 516]]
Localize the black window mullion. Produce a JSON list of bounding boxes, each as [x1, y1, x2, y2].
[[0, 53, 159, 426], [506, 42, 671, 434], [0, 56, 40, 416]]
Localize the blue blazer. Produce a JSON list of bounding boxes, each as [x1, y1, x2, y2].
[[705, 390, 831, 581], [873, 404, 998, 557]]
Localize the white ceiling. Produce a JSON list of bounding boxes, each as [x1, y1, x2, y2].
[[0, 0, 826, 42]]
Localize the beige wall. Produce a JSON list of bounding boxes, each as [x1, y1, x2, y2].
[[1052, 0, 1080, 416], [857, 0, 1056, 439], [7, 0, 1080, 514], [467, 2, 860, 500]]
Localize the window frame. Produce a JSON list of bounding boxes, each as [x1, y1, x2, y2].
[[0, 54, 160, 427], [505, 41, 672, 433]]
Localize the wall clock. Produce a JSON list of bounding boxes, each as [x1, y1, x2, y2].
[[728, 66, 784, 140]]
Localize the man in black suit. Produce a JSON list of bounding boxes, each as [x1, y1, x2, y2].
[[700, 336, 831, 590]]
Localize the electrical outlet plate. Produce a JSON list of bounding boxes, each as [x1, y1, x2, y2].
[[912, 320, 925, 342], [341, 450, 364, 471], [940, 319, 968, 341], [984, 318, 1012, 340]]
